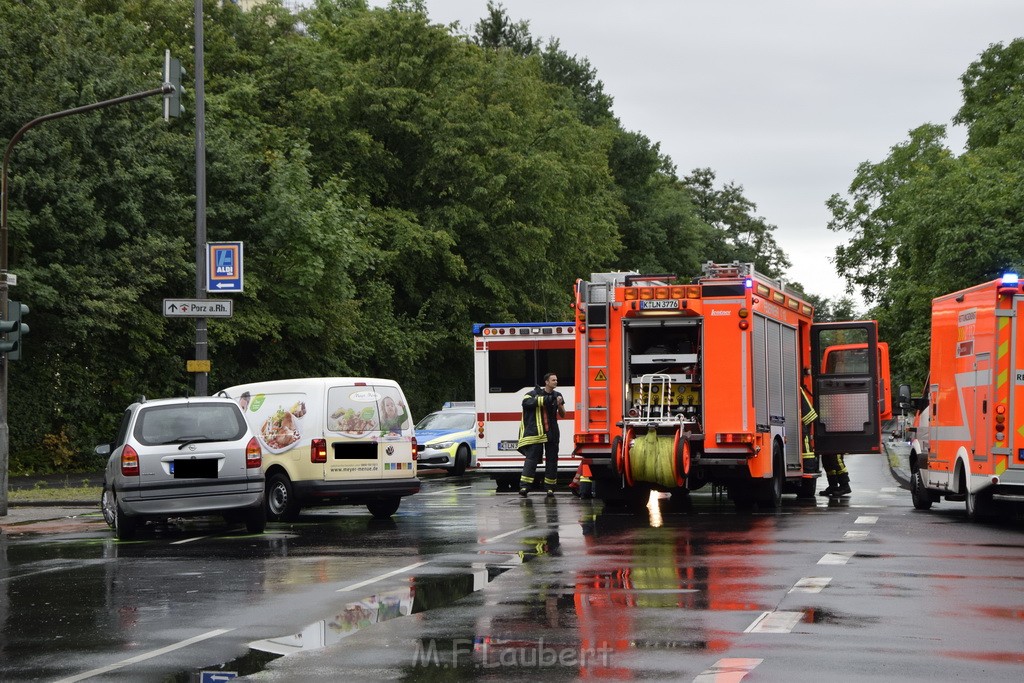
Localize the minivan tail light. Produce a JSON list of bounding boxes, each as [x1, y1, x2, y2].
[[311, 438, 327, 463], [246, 437, 262, 469], [121, 445, 140, 477], [411, 437, 418, 461]]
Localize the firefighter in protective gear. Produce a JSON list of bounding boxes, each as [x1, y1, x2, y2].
[[799, 387, 820, 475], [821, 454, 852, 497], [517, 373, 565, 497]]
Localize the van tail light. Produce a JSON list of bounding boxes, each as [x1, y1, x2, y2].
[[121, 445, 140, 477], [311, 438, 327, 463], [246, 437, 262, 469], [411, 437, 418, 461]]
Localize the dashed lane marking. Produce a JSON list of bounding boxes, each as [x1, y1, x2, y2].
[[420, 486, 473, 496], [693, 657, 763, 682], [337, 561, 430, 593], [843, 530, 870, 539], [54, 628, 233, 683], [170, 536, 209, 545], [855, 515, 878, 524], [480, 525, 534, 544], [789, 577, 831, 593], [744, 611, 804, 633], [818, 551, 855, 565]]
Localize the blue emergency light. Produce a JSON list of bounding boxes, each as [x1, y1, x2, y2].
[[1001, 272, 1019, 286]]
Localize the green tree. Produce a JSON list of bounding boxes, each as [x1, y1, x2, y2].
[[683, 168, 791, 278]]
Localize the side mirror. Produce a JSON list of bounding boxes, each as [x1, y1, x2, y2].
[[898, 384, 911, 403], [94, 444, 111, 457]]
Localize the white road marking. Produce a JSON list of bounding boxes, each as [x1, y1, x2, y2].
[[54, 628, 233, 683], [855, 515, 878, 524], [818, 551, 855, 565], [0, 566, 64, 583], [419, 486, 473, 496], [693, 657, 763, 682], [480, 525, 534, 544], [170, 536, 208, 545], [336, 561, 430, 593], [744, 610, 804, 633], [789, 577, 831, 593], [843, 530, 870, 539]]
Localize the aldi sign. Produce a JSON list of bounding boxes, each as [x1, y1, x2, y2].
[[207, 242, 243, 293]]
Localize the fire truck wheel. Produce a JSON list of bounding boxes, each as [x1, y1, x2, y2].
[[910, 469, 932, 510], [796, 477, 817, 499], [610, 436, 623, 475], [757, 443, 784, 509]]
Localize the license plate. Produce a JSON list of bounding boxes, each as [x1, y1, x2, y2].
[[497, 440, 519, 452], [173, 458, 218, 479], [639, 300, 679, 310]]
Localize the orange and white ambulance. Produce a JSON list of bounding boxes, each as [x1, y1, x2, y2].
[[903, 273, 1024, 518], [572, 262, 890, 508]]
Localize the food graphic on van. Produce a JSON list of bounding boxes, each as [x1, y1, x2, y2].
[[259, 404, 304, 453], [379, 396, 409, 435]]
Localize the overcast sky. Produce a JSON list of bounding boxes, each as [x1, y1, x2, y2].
[[369, 1, 1024, 303]]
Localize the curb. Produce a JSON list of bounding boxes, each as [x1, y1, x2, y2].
[[8, 501, 97, 507]]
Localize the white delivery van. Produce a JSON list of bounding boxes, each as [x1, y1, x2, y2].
[[218, 377, 419, 520]]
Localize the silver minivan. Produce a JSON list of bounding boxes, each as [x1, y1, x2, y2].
[[97, 396, 266, 539]]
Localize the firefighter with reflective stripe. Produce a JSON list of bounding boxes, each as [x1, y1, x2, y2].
[[820, 454, 851, 497], [799, 387, 820, 475], [518, 373, 565, 497]]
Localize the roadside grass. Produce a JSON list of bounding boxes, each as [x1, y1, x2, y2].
[[8, 479, 102, 503]]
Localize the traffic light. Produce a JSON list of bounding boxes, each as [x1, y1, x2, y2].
[[0, 300, 28, 360], [163, 49, 187, 120]]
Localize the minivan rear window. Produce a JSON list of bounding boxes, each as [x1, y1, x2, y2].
[[135, 404, 247, 446], [327, 385, 410, 436]]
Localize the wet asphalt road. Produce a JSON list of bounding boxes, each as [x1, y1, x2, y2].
[[2, 456, 1024, 682]]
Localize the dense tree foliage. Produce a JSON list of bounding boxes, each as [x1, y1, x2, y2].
[[1, 0, 792, 472], [828, 39, 1024, 389]]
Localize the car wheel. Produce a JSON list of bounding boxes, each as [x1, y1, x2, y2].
[[100, 485, 116, 529], [963, 469, 992, 520], [452, 445, 470, 476], [245, 504, 267, 534], [266, 472, 300, 522], [367, 497, 401, 519], [113, 491, 137, 541], [911, 469, 932, 510]]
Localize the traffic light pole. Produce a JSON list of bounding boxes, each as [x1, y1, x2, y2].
[[194, 0, 208, 397], [0, 85, 171, 515]]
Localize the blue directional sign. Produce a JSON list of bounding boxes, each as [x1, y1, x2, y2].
[[206, 241, 243, 293], [200, 672, 237, 683]]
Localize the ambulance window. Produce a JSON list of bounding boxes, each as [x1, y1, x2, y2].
[[538, 348, 575, 386], [489, 349, 531, 393]]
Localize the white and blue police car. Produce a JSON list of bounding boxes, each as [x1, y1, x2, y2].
[[415, 402, 476, 475]]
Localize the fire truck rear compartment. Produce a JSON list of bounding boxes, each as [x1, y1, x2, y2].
[[624, 321, 702, 423]]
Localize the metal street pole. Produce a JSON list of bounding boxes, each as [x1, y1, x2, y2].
[[194, 0, 208, 397], [0, 85, 171, 515]]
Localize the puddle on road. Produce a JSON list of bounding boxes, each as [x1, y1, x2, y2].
[[173, 537, 549, 680]]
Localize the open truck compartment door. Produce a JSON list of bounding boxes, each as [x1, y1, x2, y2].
[[810, 321, 883, 455]]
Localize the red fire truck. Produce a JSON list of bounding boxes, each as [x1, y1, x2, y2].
[[572, 262, 890, 508]]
